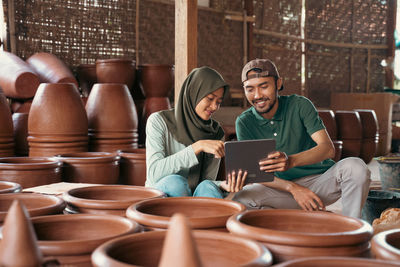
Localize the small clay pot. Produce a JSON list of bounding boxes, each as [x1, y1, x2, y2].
[[273, 256, 400, 267], [0, 157, 61, 188], [53, 152, 119, 184], [0, 193, 65, 223], [63, 185, 165, 216], [371, 229, 400, 261], [126, 197, 246, 231], [118, 148, 146, 186], [92, 229, 273, 267], [0, 51, 40, 99], [89, 137, 138, 153], [31, 214, 141, 266], [12, 113, 29, 156], [318, 109, 338, 140], [96, 59, 136, 90], [0, 181, 21, 193], [28, 140, 89, 157], [138, 64, 174, 97], [26, 52, 78, 86], [335, 111, 363, 140], [76, 64, 97, 96], [227, 209, 373, 263]]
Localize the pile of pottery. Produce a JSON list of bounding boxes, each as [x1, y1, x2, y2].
[[12, 112, 29, 156], [317, 109, 342, 161], [372, 228, 400, 261], [354, 109, 379, 163], [335, 110, 363, 158], [118, 148, 146, 185]]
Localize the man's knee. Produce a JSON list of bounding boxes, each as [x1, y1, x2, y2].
[[338, 157, 371, 186]]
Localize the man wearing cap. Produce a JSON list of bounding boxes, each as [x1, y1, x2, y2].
[[231, 58, 371, 218]]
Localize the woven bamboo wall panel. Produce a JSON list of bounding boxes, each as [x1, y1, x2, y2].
[[210, 0, 243, 12]]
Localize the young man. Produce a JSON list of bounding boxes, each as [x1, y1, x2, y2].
[[231, 58, 371, 218]]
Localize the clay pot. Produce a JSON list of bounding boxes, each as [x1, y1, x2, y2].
[[0, 181, 21, 193], [143, 97, 171, 121], [12, 113, 29, 156], [360, 136, 379, 164], [53, 152, 119, 184], [371, 229, 400, 261], [10, 99, 32, 113], [76, 64, 97, 96], [0, 193, 65, 223], [63, 185, 165, 216], [318, 109, 338, 140], [126, 197, 246, 231], [354, 109, 379, 138], [0, 51, 40, 99], [31, 214, 141, 266], [273, 256, 400, 267], [227, 209, 373, 263], [118, 148, 146, 186], [88, 137, 138, 153], [92, 229, 273, 267], [0, 90, 14, 157], [335, 111, 363, 158], [0, 157, 61, 189], [26, 52, 78, 86], [138, 64, 174, 97], [333, 140, 343, 162], [96, 59, 136, 90]]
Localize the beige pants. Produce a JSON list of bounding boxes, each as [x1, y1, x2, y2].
[[232, 157, 371, 218]]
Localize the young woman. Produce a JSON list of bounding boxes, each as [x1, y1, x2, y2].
[[145, 66, 247, 198]]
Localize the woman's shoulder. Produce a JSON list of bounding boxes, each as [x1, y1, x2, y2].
[[146, 111, 168, 131]]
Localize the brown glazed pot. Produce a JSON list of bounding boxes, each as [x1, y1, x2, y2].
[[318, 109, 338, 140], [341, 139, 362, 158], [63, 185, 164, 216], [0, 157, 61, 189], [371, 229, 400, 261], [138, 64, 174, 97], [96, 59, 136, 90], [0, 51, 40, 99], [118, 148, 146, 186], [273, 256, 400, 267], [31, 214, 141, 266], [126, 197, 246, 231], [92, 229, 273, 267], [0, 193, 65, 223], [227, 209, 373, 263], [0, 181, 21, 194], [354, 109, 379, 138], [12, 113, 29, 156], [76, 64, 97, 96], [26, 52, 78, 86], [53, 152, 119, 184], [0, 90, 14, 157]]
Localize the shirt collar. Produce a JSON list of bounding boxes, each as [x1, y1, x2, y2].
[[251, 96, 284, 125]]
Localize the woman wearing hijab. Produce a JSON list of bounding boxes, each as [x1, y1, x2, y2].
[[145, 66, 247, 198]]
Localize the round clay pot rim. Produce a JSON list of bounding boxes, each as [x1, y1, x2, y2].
[[126, 197, 246, 229], [372, 229, 400, 257], [96, 59, 135, 64], [63, 185, 165, 210], [0, 157, 61, 169], [226, 209, 373, 247], [138, 64, 174, 68], [37, 82, 78, 88], [272, 256, 400, 266], [0, 181, 22, 193], [31, 213, 140, 255], [92, 229, 272, 267], [53, 152, 119, 163], [77, 64, 96, 69], [118, 149, 146, 159]]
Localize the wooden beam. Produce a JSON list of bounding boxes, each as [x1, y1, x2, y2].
[[135, 0, 140, 67], [386, 0, 396, 89], [175, 0, 198, 106], [244, 0, 254, 60], [7, 0, 16, 53]]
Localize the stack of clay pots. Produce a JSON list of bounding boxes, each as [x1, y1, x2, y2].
[[0, 90, 14, 157], [372, 229, 400, 261], [96, 59, 136, 90], [0, 181, 21, 194], [318, 109, 343, 162], [76, 63, 97, 97], [118, 148, 146, 186], [335, 110, 363, 158], [28, 83, 88, 156], [354, 109, 379, 163], [12, 113, 29, 156]]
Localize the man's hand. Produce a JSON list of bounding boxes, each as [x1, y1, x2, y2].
[[220, 169, 248, 192], [192, 140, 225, 158], [259, 151, 291, 172], [288, 183, 325, 211]]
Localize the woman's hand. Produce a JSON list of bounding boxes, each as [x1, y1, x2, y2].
[[288, 183, 325, 211], [192, 140, 225, 158], [220, 169, 247, 192], [259, 151, 291, 172]]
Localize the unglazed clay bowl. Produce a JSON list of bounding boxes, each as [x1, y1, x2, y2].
[[371, 229, 400, 261], [95, 59, 136, 89], [63, 185, 165, 216], [92, 229, 273, 267], [126, 197, 246, 231], [0, 181, 21, 194], [273, 256, 400, 267], [227, 209, 373, 263]]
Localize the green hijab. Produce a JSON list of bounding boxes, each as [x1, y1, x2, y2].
[[159, 66, 229, 146]]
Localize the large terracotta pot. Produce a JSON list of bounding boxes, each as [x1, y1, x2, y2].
[[318, 109, 338, 140], [138, 64, 174, 98], [0, 157, 61, 189], [63, 185, 164, 216], [96, 59, 136, 90], [335, 111, 363, 158], [0, 181, 21, 194], [26, 52, 78, 86], [118, 148, 146, 186], [227, 209, 373, 263], [0, 51, 40, 99], [143, 97, 171, 121], [371, 229, 400, 261], [12, 113, 29, 156], [0, 193, 65, 223], [126, 197, 246, 231], [0, 90, 14, 157], [53, 152, 119, 184], [273, 256, 400, 267], [92, 229, 273, 267], [76, 64, 97, 96], [31, 214, 141, 266]]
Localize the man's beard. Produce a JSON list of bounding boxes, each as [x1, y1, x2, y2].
[[252, 96, 277, 115]]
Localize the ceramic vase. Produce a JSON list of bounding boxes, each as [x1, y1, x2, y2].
[[76, 64, 97, 96], [0, 181, 22, 194], [118, 148, 146, 186], [12, 113, 29, 156], [96, 59, 136, 90], [371, 229, 400, 261], [0, 51, 40, 99], [335, 111, 363, 158], [354, 109, 379, 163]]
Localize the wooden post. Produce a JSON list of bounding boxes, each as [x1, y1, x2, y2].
[[175, 0, 198, 106], [386, 0, 396, 89], [367, 48, 371, 93], [135, 0, 140, 67], [7, 0, 16, 53], [244, 0, 254, 61]]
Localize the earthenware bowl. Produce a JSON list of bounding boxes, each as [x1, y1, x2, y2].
[[118, 148, 146, 186], [273, 256, 400, 267], [318, 109, 337, 140], [76, 64, 97, 95], [0, 181, 21, 194], [371, 228, 400, 261]]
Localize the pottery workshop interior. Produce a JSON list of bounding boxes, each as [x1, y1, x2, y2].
[[2, 0, 400, 266]]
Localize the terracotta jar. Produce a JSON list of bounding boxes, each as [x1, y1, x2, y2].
[[63, 185, 164, 216], [143, 97, 171, 121], [318, 109, 338, 140], [335, 111, 363, 158], [76, 64, 97, 96], [26, 52, 78, 86], [227, 209, 373, 263], [0, 90, 14, 157], [86, 83, 138, 152], [118, 148, 146, 186], [0, 51, 40, 99], [354, 109, 379, 163], [28, 83, 88, 156], [0, 181, 21, 194], [0, 193, 65, 223], [31, 214, 141, 266], [53, 152, 119, 184], [96, 59, 136, 90], [92, 228, 273, 267], [12, 113, 29, 156], [0, 157, 61, 189], [273, 256, 400, 267], [371, 229, 400, 261], [126, 197, 246, 231], [138, 64, 174, 98]]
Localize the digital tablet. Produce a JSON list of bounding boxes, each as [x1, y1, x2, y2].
[[224, 139, 276, 184]]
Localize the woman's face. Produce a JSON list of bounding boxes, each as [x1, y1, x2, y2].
[[195, 87, 224, 120]]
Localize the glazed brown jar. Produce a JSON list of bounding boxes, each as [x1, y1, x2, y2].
[[354, 109, 379, 163], [76, 64, 97, 96], [138, 64, 174, 98]]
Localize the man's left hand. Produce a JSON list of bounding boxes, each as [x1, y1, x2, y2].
[[259, 151, 290, 172]]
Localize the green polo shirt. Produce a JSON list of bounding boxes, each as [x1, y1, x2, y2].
[[235, 94, 335, 181]]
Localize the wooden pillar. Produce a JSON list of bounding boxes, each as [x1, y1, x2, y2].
[[386, 0, 396, 89], [175, 0, 198, 106], [244, 0, 254, 61], [7, 0, 16, 53]]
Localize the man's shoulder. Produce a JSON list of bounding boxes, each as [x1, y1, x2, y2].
[[236, 107, 255, 121]]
